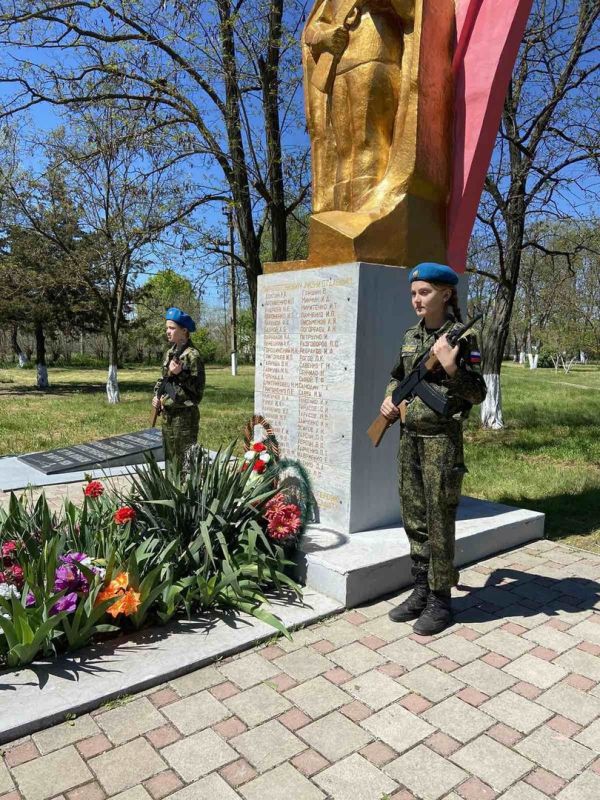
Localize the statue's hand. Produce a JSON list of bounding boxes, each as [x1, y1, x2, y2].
[[320, 26, 350, 57]]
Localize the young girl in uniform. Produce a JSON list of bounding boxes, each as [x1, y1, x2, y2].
[[380, 263, 486, 634]]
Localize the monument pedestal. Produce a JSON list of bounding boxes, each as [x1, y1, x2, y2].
[[255, 263, 543, 604], [255, 262, 421, 534], [295, 499, 544, 607]]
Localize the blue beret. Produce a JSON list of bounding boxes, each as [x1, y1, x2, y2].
[[409, 263, 458, 286], [165, 306, 196, 332]]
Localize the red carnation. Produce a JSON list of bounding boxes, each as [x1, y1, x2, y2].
[[252, 459, 267, 474], [114, 506, 136, 525], [1, 541, 17, 560], [8, 564, 24, 589], [252, 442, 267, 453], [264, 495, 302, 542], [84, 480, 104, 499]]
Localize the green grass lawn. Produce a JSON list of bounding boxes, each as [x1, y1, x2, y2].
[[463, 363, 600, 552], [0, 365, 254, 456], [1, 362, 599, 551]]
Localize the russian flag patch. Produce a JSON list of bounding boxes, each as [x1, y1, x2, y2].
[[469, 350, 481, 365]]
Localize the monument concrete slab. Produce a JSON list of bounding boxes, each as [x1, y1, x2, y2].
[[17, 429, 163, 475], [296, 496, 544, 606]]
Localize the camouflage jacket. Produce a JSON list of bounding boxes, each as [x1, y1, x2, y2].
[[154, 341, 205, 410], [385, 317, 486, 435]]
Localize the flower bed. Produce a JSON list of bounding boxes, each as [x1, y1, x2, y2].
[[0, 433, 312, 669]]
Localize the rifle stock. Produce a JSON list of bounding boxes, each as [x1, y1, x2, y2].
[[367, 414, 394, 447], [367, 400, 407, 447]]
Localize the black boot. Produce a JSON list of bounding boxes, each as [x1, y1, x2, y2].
[[388, 569, 429, 622], [413, 590, 453, 635]]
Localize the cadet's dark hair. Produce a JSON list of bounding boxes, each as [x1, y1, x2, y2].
[[431, 282, 463, 323]]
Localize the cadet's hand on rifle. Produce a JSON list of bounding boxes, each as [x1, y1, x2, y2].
[[380, 397, 400, 420], [168, 358, 183, 375], [321, 26, 350, 56], [152, 396, 162, 411], [431, 334, 459, 377]]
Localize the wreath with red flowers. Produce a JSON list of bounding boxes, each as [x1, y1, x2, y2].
[[242, 415, 314, 547]]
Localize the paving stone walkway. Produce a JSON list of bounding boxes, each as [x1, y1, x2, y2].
[[1, 538, 600, 800]]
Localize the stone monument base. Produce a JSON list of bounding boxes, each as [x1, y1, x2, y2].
[[255, 260, 545, 608], [265, 195, 447, 274], [297, 497, 545, 607]]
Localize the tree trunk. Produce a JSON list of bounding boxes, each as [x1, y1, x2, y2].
[[512, 333, 519, 362], [217, 0, 262, 321], [480, 280, 514, 428], [35, 321, 49, 389], [106, 324, 120, 404], [480, 183, 526, 427], [259, 0, 286, 263], [480, 373, 503, 429], [10, 323, 27, 367]]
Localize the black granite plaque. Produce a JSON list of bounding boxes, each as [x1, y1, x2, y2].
[[18, 428, 163, 474]]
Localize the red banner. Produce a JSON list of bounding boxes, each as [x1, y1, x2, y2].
[[448, 0, 534, 272]]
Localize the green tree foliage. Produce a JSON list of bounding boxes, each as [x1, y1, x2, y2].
[[0, 0, 311, 318], [500, 219, 600, 366], [0, 192, 104, 387]]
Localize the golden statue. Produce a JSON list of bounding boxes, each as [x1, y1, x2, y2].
[[265, 0, 454, 273]]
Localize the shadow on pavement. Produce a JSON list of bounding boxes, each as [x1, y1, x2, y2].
[[455, 566, 600, 624]]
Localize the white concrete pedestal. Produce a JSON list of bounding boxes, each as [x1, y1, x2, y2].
[[297, 498, 545, 607], [255, 262, 424, 533]]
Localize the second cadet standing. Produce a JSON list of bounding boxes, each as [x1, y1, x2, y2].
[[152, 307, 205, 472]]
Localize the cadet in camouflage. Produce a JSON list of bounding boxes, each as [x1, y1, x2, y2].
[[153, 307, 206, 472], [381, 263, 486, 635]]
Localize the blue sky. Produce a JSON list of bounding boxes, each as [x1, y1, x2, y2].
[[1, 1, 596, 312]]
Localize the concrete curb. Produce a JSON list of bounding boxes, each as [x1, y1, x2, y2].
[[0, 588, 343, 744]]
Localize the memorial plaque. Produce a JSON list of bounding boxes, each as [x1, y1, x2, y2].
[[18, 428, 163, 475], [255, 262, 417, 534]]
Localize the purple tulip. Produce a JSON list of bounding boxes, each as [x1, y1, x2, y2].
[[54, 564, 89, 594], [51, 592, 78, 615], [25, 591, 36, 607], [60, 552, 88, 565]]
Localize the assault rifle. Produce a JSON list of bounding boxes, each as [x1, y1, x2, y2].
[[311, 0, 362, 93], [151, 340, 189, 427], [367, 314, 483, 447]]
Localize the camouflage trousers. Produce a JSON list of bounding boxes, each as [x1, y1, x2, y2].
[[161, 406, 199, 472], [398, 428, 466, 591]]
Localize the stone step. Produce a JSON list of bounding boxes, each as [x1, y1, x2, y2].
[[0, 588, 342, 744], [297, 496, 545, 606]]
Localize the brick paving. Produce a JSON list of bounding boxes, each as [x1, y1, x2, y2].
[[2, 539, 600, 800]]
